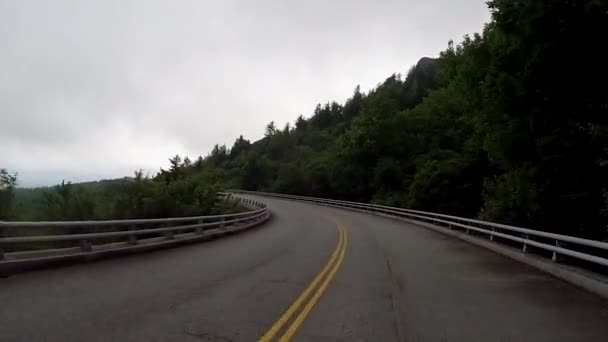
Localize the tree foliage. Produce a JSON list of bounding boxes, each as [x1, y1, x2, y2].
[[12, 159, 239, 221], [0, 168, 18, 220]]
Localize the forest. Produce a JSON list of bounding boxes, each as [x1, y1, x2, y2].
[[1, 1, 607, 239]]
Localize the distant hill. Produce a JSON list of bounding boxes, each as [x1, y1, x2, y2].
[[13, 178, 132, 220]]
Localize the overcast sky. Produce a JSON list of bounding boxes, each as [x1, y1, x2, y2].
[[1, 0, 490, 187]]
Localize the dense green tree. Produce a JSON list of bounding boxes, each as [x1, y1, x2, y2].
[[241, 153, 272, 190], [265, 121, 278, 137], [0, 169, 18, 221], [230, 135, 251, 157], [473, 0, 607, 236], [295, 115, 308, 131], [208, 145, 229, 166]]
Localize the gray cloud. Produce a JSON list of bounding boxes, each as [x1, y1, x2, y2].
[[0, 0, 490, 187]]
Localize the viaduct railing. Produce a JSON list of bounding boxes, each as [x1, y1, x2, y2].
[[232, 190, 608, 270], [0, 196, 269, 275]]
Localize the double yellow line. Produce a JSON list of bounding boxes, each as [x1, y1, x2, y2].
[[259, 215, 348, 342]]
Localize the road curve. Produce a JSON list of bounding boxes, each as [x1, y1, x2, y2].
[[1, 195, 607, 341]]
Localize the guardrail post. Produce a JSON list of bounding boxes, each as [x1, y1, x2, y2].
[[80, 240, 92, 252], [127, 226, 137, 245], [552, 240, 562, 262], [219, 217, 226, 230], [490, 228, 495, 241], [522, 234, 529, 253], [164, 231, 174, 240], [195, 219, 204, 234]]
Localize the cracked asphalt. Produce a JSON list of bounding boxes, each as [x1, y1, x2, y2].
[[1, 195, 607, 341]]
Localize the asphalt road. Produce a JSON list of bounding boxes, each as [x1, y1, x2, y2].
[[1, 195, 607, 341]]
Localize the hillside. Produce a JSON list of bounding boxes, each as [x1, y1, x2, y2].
[[187, 1, 608, 238]]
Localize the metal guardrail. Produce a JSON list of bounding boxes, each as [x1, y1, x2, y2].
[[232, 190, 608, 269], [0, 196, 269, 260]]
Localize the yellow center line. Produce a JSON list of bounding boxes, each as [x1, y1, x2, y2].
[[279, 221, 347, 341], [259, 214, 348, 342]]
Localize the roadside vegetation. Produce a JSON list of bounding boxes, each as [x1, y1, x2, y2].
[[2, 1, 607, 239], [2, 164, 241, 221]]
